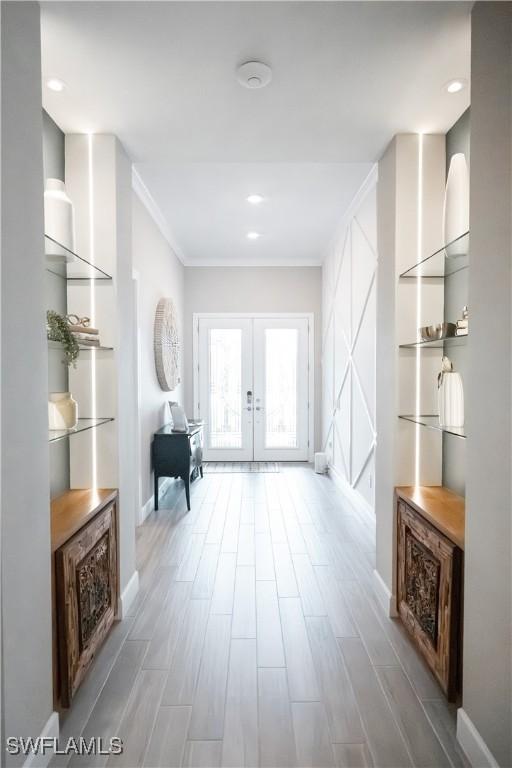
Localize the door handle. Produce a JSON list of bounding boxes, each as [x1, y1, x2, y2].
[[255, 406, 264, 411]]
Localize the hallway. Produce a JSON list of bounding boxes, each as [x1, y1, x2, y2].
[[56, 466, 466, 768], [3, 3, 512, 765]]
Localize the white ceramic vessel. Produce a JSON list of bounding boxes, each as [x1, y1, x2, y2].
[[44, 178, 76, 259], [48, 392, 78, 430], [170, 403, 188, 432], [438, 357, 464, 428], [314, 452, 328, 474], [442, 153, 469, 255]]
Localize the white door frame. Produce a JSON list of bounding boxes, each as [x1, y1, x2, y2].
[[193, 312, 314, 462], [132, 269, 144, 525]]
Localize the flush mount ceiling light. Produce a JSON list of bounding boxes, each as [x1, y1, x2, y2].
[[46, 77, 66, 93], [237, 61, 272, 90], [247, 194, 264, 205], [246, 231, 261, 240], [445, 78, 467, 94]]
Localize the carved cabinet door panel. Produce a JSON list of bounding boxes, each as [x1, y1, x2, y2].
[[397, 500, 462, 700], [55, 500, 118, 706]]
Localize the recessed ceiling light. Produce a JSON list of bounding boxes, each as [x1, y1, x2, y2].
[[46, 77, 66, 93], [237, 61, 272, 90], [445, 79, 466, 94], [247, 194, 264, 205], [247, 232, 261, 240]]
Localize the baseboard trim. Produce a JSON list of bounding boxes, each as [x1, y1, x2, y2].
[[118, 570, 139, 619], [372, 568, 398, 618], [327, 464, 375, 526], [22, 711, 59, 768], [456, 709, 499, 768], [139, 478, 173, 525], [139, 495, 153, 525]]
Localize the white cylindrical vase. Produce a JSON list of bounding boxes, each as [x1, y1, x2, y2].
[[48, 392, 78, 430], [44, 178, 76, 259], [438, 372, 464, 428], [442, 153, 469, 254]]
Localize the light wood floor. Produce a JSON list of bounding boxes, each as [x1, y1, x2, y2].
[[54, 465, 468, 768], [204, 462, 279, 473]]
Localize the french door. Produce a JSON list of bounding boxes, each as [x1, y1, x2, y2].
[[196, 316, 310, 461]]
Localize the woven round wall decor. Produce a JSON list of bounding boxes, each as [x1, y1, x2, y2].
[[154, 298, 180, 391]]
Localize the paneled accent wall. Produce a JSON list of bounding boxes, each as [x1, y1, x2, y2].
[[322, 170, 377, 513]]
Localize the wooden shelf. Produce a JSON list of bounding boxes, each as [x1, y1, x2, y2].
[[51, 488, 117, 552], [395, 485, 465, 550]]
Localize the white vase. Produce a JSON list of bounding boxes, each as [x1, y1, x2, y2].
[[442, 153, 469, 254], [170, 404, 189, 432], [438, 372, 464, 428], [48, 392, 78, 430], [44, 178, 76, 259]]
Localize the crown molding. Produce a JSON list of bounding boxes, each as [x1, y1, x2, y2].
[[131, 167, 187, 264]]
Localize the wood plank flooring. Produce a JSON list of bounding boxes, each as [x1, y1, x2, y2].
[[54, 465, 467, 768], [204, 462, 279, 474]]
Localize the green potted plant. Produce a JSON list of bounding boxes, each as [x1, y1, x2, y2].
[[47, 309, 80, 367]]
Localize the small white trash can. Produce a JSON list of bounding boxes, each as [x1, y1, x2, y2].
[[314, 452, 328, 474]]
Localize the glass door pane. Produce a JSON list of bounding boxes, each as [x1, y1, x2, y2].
[[208, 328, 242, 449], [199, 318, 253, 462], [253, 318, 309, 462], [264, 328, 298, 448]]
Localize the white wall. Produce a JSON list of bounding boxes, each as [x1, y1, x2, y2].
[[132, 192, 185, 513], [1, 2, 54, 760], [66, 134, 138, 608], [66, 136, 118, 494], [183, 267, 322, 451], [322, 170, 377, 513], [458, 5, 512, 766]]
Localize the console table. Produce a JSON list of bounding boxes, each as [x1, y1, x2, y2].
[[152, 422, 204, 511]]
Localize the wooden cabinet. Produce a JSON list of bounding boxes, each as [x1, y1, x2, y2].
[[52, 489, 119, 707], [396, 487, 464, 701]]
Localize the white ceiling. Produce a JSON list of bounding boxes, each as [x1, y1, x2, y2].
[[41, 1, 471, 265], [137, 162, 374, 265]]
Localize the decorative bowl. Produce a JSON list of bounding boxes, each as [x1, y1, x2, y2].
[[419, 322, 457, 341]]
